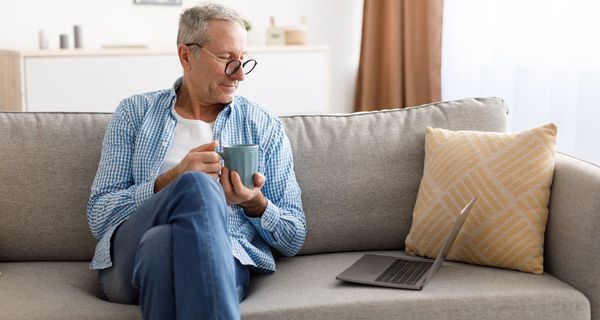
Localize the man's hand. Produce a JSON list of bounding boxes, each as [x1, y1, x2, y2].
[[154, 141, 222, 192], [176, 140, 222, 179], [220, 166, 268, 217]]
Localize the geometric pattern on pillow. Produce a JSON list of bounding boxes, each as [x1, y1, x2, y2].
[[405, 123, 557, 274]]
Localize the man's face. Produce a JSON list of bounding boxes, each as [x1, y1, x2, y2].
[[187, 20, 248, 105]]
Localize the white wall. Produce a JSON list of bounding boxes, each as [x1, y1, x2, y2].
[[0, 0, 363, 113]]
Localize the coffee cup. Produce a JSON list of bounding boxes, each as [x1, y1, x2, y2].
[[217, 144, 259, 188]]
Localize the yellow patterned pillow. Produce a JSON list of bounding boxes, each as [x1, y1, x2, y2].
[[405, 123, 557, 274]]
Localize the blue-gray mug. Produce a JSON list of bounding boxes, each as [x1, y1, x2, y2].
[[217, 144, 259, 188]]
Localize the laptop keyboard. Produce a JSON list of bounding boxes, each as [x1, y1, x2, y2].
[[375, 259, 432, 286]]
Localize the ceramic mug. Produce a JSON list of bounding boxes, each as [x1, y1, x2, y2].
[[218, 144, 259, 188]]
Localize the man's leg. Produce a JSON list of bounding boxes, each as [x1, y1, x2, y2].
[[131, 224, 175, 319], [98, 172, 239, 320], [234, 258, 250, 302]]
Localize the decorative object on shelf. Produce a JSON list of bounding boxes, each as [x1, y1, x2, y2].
[[59, 34, 69, 49], [266, 17, 285, 46], [266, 16, 307, 46], [133, 0, 182, 5], [38, 30, 49, 50], [242, 18, 252, 32], [73, 25, 82, 49]]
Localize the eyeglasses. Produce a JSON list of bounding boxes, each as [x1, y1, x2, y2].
[[185, 43, 257, 76]]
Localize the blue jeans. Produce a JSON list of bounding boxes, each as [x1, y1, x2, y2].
[[97, 172, 250, 320]]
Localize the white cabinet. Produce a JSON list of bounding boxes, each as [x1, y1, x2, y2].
[[0, 46, 330, 115], [23, 53, 180, 112]]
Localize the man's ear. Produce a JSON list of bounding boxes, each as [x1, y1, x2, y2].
[[178, 44, 192, 71]]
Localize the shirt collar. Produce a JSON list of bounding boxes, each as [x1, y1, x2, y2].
[[167, 77, 182, 109]]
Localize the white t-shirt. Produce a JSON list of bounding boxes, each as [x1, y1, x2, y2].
[[158, 108, 214, 175]]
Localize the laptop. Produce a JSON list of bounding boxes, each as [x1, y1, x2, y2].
[[336, 197, 476, 290]]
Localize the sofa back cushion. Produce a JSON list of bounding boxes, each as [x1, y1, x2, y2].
[[0, 113, 111, 261], [0, 97, 507, 261], [283, 97, 507, 255]]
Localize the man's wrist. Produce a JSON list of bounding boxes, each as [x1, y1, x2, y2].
[[154, 165, 182, 193], [241, 193, 268, 217]]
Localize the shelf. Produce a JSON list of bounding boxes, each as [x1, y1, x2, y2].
[[0, 45, 330, 58]]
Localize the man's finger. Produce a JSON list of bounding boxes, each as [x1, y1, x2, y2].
[[193, 151, 221, 163], [254, 172, 266, 190], [203, 162, 223, 173], [190, 140, 219, 153], [230, 171, 247, 194], [220, 167, 232, 192]]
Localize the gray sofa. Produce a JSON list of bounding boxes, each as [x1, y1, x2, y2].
[[0, 97, 598, 320]]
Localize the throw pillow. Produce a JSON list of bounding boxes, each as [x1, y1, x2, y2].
[[405, 123, 557, 274]]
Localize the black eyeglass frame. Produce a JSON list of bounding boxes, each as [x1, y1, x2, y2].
[[184, 43, 257, 76]]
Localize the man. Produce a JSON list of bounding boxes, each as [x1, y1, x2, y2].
[[87, 3, 306, 319]]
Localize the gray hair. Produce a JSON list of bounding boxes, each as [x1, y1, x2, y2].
[[177, 2, 245, 50]]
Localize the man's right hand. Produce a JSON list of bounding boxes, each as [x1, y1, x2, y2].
[[154, 140, 222, 192], [176, 140, 222, 179]]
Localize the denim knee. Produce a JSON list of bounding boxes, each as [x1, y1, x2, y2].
[[173, 171, 221, 193], [98, 265, 140, 305], [170, 172, 227, 221], [132, 225, 173, 289]]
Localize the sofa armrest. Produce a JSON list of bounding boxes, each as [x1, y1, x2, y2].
[[545, 152, 599, 318]]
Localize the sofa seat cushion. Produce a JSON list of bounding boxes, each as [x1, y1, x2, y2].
[[0, 252, 590, 320], [0, 262, 139, 320], [243, 251, 589, 320]]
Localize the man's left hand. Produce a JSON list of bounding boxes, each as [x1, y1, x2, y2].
[[220, 167, 268, 217]]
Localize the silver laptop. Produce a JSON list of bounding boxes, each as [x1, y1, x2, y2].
[[336, 197, 476, 290]]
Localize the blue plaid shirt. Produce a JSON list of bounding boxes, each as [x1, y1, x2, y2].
[[87, 77, 306, 272]]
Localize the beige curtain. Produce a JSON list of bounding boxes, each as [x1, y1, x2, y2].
[[354, 0, 443, 111]]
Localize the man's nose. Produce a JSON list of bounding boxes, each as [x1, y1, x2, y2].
[[230, 65, 245, 81]]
